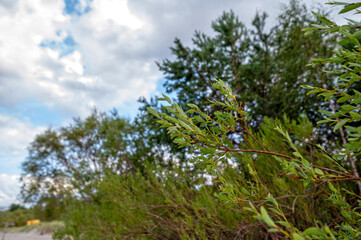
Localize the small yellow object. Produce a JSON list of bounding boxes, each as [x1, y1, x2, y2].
[[27, 219, 40, 226]]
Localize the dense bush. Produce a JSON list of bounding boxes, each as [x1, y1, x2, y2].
[[0, 208, 34, 227], [149, 2, 361, 239], [54, 165, 243, 239], [54, 116, 344, 239]]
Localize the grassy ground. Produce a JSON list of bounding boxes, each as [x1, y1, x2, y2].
[[6, 221, 64, 235]]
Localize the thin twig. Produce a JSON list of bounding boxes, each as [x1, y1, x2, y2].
[[310, 164, 350, 177], [219, 148, 294, 160], [304, 181, 327, 194], [245, 130, 267, 151]]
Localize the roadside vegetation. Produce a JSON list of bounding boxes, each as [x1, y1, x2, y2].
[[11, 1, 361, 239]]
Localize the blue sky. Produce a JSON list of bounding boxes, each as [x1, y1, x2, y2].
[[0, 0, 345, 207]]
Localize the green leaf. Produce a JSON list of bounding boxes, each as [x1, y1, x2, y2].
[[303, 227, 326, 236], [317, 119, 333, 124], [339, 3, 361, 14], [292, 233, 305, 240], [164, 115, 178, 123], [146, 107, 161, 119], [301, 158, 310, 168], [175, 104, 187, 117], [326, 2, 350, 6], [318, 16, 334, 26], [194, 115, 204, 123], [293, 151, 302, 158], [341, 209, 352, 220], [163, 106, 176, 113], [320, 92, 334, 101], [162, 94, 172, 104], [307, 89, 324, 95], [342, 224, 355, 231], [338, 39, 350, 46], [328, 57, 344, 63], [318, 110, 333, 115], [328, 182, 338, 192], [350, 111, 361, 118], [340, 28, 352, 37], [337, 96, 352, 103], [314, 168, 323, 175], [277, 221, 291, 228], [266, 194, 279, 207], [260, 206, 275, 227], [311, 24, 327, 29], [312, 58, 326, 63], [353, 89, 361, 98], [301, 85, 314, 89], [351, 98, 361, 104], [341, 105, 355, 111], [187, 109, 195, 114], [304, 29, 316, 36], [334, 119, 348, 131], [353, 30, 361, 38], [187, 103, 199, 109], [179, 120, 192, 131]]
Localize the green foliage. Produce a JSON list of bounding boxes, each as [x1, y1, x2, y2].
[[54, 115, 338, 239], [32, 196, 64, 221], [133, 97, 187, 167], [8, 204, 26, 212], [54, 165, 246, 240], [150, 2, 361, 238], [0, 208, 34, 227], [151, 80, 360, 238], [21, 109, 136, 203], [21, 106, 185, 205], [157, 0, 336, 126]]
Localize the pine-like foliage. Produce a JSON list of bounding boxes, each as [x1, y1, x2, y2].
[[157, 0, 336, 126]]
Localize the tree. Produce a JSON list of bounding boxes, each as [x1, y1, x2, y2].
[[21, 109, 133, 202], [157, 0, 336, 127], [8, 204, 26, 212]]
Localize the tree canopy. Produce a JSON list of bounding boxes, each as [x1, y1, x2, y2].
[[21, 110, 134, 202], [158, 0, 336, 126]]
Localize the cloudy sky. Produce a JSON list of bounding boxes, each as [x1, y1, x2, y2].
[[0, 0, 344, 207]]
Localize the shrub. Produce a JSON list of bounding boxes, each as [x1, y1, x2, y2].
[[149, 2, 361, 239]]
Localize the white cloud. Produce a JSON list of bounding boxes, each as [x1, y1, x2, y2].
[[0, 174, 21, 208], [0, 0, 70, 107], [0, 0, 164, 117], [89, 0, 143, 32], [60, 51, 84, 75], [0, 114, 45, 172]]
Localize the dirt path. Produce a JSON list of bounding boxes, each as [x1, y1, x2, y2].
[[1, 232, 52, 240]]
